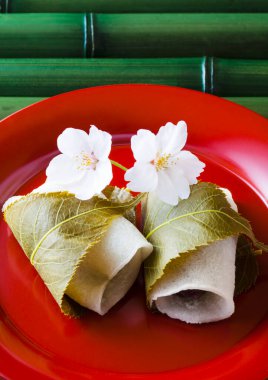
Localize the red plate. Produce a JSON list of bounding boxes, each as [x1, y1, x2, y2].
[[0, 85, 267, 380]]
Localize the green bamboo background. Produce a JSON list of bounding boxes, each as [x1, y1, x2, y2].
[[2, 0, 268, 13], [0, 7, 267, 120], [0, 14, 268, 58], [213, 59, 268, 96], [0, 58, 205, 96], [0, 14, 86, 58], [92, 14, 268, 59], [0, 58, 267, 119], [0, 58, 267, 97]]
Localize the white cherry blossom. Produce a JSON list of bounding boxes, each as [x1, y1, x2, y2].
[[35, 126, 113, 200], [125, 121, 205, 205]]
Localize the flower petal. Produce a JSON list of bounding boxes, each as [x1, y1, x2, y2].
[[34, 171, 105, 200], [46, 154, 84, 184], [176, 176, 191, 200], [165, 167, 191, 200], [131, 129, 157, 162], [57, 128, 90, 157], [71, 170, 99, 200], [155, 170, 181, 206], [156, 121, 187, 155], [94, 159, 113, 192], [176, 151, 205, 185], [88, 125, 112, 160], [67, 160, 112, 200], [125, 162, 158, 192]]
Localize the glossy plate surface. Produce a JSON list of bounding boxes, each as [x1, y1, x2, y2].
[[0, 85, 267, 380]]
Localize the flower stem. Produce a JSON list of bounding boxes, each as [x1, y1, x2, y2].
[[110, 160, 128, 172]]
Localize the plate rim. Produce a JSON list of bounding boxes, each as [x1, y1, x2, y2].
[[0, 84, 267, 380]]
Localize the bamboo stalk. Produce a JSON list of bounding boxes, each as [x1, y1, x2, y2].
[[5, 0, 268, 13], [212, 59, 268, 96], [0, 58, 205, 96], [0, 14, 86, 57], [91, 13, 268, 59], [0, 58, 267, 97], [0, 58, 267, 119], [0, 0, 5, 12], [0, 13, 267, 58]]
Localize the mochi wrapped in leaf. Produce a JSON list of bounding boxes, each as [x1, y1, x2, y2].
[[143, 182, 266, 324], [3, 188, 153, 316]]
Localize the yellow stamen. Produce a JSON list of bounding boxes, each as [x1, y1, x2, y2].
[[155, 154, 171, 171], [76, 151, 97, 170], [80, 153, 92, 167]]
